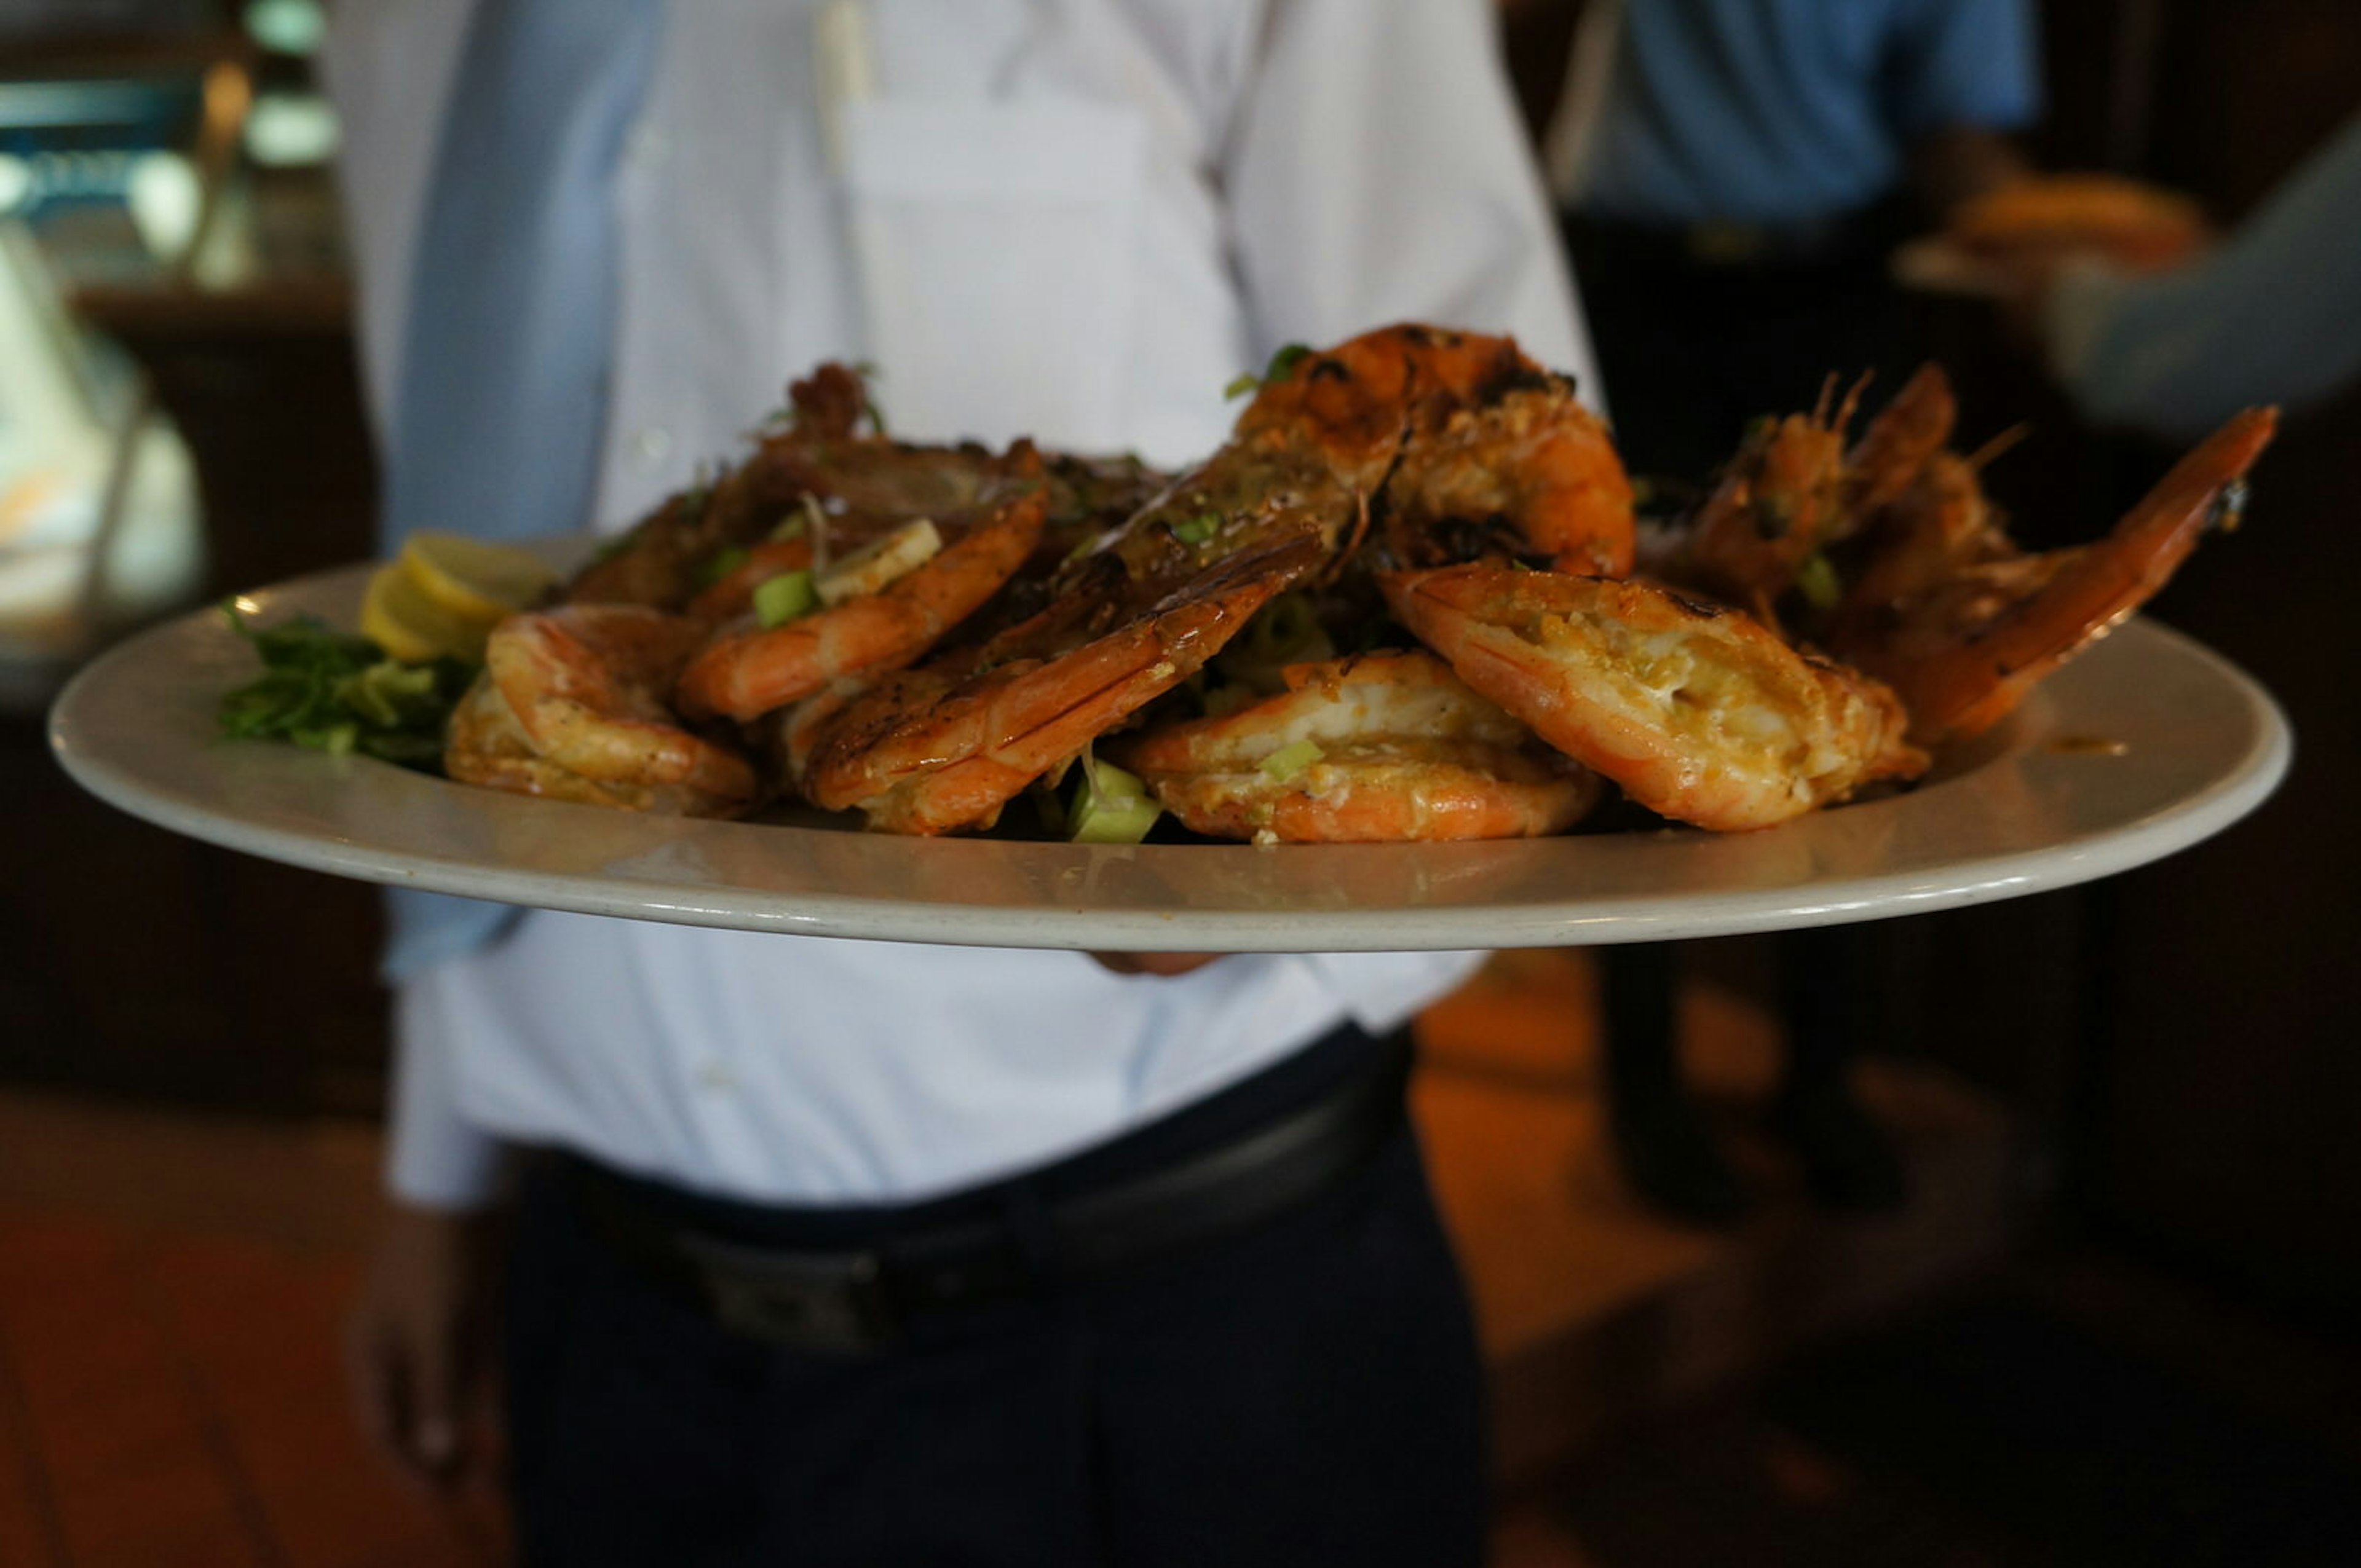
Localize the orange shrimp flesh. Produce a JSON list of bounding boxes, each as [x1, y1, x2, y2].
[[1827, 447, 2016, 640], [800, 536, 1315, 834], [1234, 324, 1634, 576], [1113, 650, 1603, 843], [447, 605, 759, 815], [1381, 565, 1926, 832], [673, 486, 1048, 722], [566, 364, 1083, 613], [1830, 406, 2277, 744], [1672, 385, 1856, 623], [684, 537, 815, 624]]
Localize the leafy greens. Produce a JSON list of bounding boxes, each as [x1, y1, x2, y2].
[[216, 604, 474, 770]]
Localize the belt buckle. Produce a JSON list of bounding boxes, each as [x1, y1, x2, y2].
[[676, 1231, 901, 1355], [1685, 220, 1767, 266]]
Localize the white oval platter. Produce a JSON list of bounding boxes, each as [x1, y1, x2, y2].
[[49, 554, 2291, 952]]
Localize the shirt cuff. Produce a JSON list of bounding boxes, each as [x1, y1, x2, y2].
[[384, 977, 510, 1210]]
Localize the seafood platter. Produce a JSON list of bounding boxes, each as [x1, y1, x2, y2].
[[48, 326, 2290, 951]]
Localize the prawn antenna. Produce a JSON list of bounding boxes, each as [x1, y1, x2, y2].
[[1963, 423, 2031, 473]]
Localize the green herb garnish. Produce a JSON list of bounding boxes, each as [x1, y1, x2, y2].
[[217, 604, 473, 771], [1259, 739, 1323, 782], [1224, 342, 1313, 399], [1795, 551, 1843, 611], [754, 570, 818, 628]]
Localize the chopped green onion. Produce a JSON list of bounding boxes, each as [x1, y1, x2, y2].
[[1223, 342, 1312, 400], [1795, 552, 1842, 611], [335, 660, 438, 727], [770, 513, 808, 543], [1068, 753, 1160, 844], [1259, 739, 1323, 781], [754, 570, 818, 628], [1172, 513, 1220, 546]]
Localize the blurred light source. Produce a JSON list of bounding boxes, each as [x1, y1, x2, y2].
[[126, 152, 199, 260], [0, 156, 29, 215], [243, 0, 327, 57], [243, 93, 338, 167]]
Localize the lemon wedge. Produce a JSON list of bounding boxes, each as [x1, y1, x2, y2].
[[398, 532, 555, 624], [360, 564, 492, 663]]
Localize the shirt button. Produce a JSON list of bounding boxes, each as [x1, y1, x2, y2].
[[633, 426, 674, 467]]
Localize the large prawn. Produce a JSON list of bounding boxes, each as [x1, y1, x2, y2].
[[673, 482, 1050, 722], [1669, 364, 1956, 623], [796, 325, 1623, 835], [1111, 649, 1604, 843], [1826, 406, 2277, 744], [1381, 565, 1927, 832], [446, 605, 759, 816]]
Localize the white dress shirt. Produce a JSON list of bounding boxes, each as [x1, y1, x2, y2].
[[328, 0, 1600, 1208]]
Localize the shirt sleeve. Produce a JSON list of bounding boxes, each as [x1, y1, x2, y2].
[[385, 977, 510, 1210], [1222, 0, 1605, 411], [2044, 114, 2361, 440], [1889, 0, 2041, 136]]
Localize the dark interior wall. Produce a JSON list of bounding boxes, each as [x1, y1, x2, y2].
[[2067, 1, 2361, 1325], [1959, 0, 2361, 1322]]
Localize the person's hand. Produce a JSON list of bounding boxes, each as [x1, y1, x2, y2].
[[344, 1199, 504, 1492], [1089, 951, 1224, 977]]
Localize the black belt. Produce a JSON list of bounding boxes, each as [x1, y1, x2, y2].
[[1567, 199, 1909, 272], [558, 1028, 1412, 1356]]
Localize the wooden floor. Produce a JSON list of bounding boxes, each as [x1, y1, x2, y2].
[[0, 950, 2020, 1566]]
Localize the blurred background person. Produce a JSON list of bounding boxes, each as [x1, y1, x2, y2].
[[1547, 0, 2038, 479], [1528, 0, 2041, 1226], [2033, 110, 2361, 438], [326, 2, 1593, 1563]]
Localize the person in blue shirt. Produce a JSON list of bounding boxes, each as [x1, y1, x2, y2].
[[1534, 0, 2042, 1225], [1549, 0, 2040, 476]]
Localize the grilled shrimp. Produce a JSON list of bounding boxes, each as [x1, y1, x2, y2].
[[673, 485, 1049, 722], [1827, 406, 2277, 744], [799, 536, 1315, 833], [446, 605, 759, 816], [1236, 324, 1633, 575], [1669, 365, 1956, 622], [563, 364, 1158, 615], [1381, 565, 1926, 832], [1112, 650, 1604, 843], [791, 328, 1578, 834]]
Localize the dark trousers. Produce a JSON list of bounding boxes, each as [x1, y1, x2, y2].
[[501, 1025, 1486, 1567], [1568, 208, 1921, 1143]]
